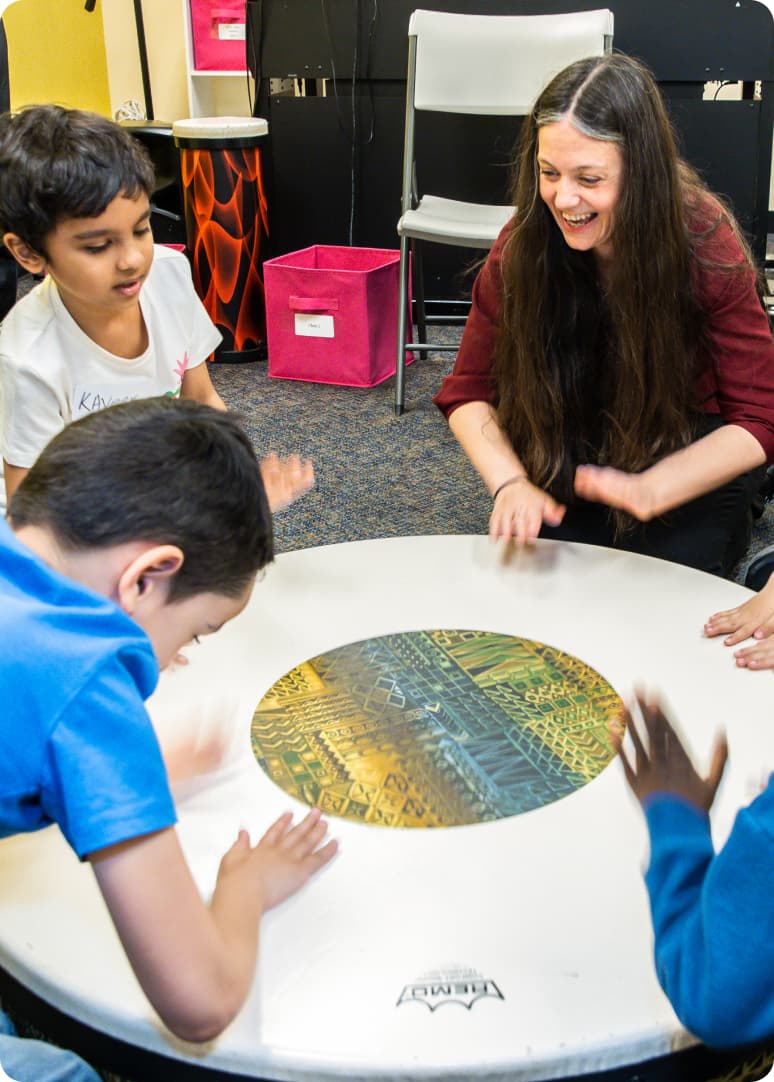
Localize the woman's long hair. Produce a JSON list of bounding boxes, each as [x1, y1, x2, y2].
[[494, 53, 744, 515]]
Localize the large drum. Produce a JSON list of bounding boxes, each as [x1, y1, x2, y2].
[[0, 537, 772, 1080]]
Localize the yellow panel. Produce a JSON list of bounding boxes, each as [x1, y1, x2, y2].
[[5, 0, 111, 115]]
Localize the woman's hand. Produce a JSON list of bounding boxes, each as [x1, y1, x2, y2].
[[489, 477, 565, 544], [575, 426, 765, 522], [574, 464, 659, 520]]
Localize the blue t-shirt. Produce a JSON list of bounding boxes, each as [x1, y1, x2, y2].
[[0, 519, 176, 858]]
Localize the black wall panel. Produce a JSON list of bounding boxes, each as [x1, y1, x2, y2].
[[248, 0, 774, 289]]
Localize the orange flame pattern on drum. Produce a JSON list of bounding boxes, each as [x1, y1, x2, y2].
[[179, 145, 269, 352]]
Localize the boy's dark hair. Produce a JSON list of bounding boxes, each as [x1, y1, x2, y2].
[[0, 104, 155, 254], [9, 398, 273, 602]]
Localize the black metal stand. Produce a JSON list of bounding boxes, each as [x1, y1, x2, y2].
[[85, 0, 154, 120], [132, 0, 154, 120]]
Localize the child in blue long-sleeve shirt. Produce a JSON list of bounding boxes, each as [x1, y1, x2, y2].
[[612, 693, 774, 1048]]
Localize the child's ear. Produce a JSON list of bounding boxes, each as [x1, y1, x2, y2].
[[116, 544, 184, 615], [2, 232, 46, 275]]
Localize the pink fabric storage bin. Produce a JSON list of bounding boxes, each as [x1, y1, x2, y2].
[[264, 246, 413, 387], [190, 0, 246, 72]]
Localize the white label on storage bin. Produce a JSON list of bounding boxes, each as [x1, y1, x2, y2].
[[218, 23, 246, 40], [295, 313, 334, 338]]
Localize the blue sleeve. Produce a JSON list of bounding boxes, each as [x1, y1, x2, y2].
[[644, 787, 774, 1047], [41, 653, 177, 859]]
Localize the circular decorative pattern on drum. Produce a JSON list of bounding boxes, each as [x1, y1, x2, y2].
[[251, 629, 621, 827]]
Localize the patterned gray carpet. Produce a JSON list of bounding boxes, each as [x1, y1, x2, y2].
[[210, 331, 774, 586], [210, 336, 493, 554]]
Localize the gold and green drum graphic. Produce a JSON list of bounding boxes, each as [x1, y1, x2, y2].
[[252, 629, 621, 827]]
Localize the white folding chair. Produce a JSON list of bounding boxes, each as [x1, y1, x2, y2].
[[394, 8, 614, 414]]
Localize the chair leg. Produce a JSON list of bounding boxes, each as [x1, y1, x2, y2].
[[409, 241, 437, 357], [395, 233, 412, 416], [412, 239, 427, 345]]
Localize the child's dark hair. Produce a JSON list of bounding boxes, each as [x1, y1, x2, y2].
[[0, 104, 155, 254], [9, 398, 273, 602]]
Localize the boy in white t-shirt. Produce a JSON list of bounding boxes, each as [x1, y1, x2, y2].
[[0, 104, 312, 510]]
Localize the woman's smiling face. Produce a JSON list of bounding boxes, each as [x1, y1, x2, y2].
[[537, 118, 623, 265]]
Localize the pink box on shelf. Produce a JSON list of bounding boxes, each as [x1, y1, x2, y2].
[[264, 246, 413, 388], [189, 0, 246, 72]]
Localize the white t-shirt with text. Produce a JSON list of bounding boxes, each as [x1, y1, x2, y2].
[[0, 245, 222, 469]]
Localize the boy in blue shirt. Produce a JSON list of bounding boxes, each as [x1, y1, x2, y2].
[[612, 692, 774, 1047], [0, 104, 312, 511], [0, 397, 336, 1077]]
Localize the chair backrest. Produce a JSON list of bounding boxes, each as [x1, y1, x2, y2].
[[409, 8, 614, 116]]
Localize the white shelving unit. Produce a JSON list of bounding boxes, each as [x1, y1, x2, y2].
[[181, 0, 255, 118]]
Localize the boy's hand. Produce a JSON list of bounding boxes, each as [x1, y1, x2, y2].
[[259, 453, 314, 512], [216, 808, 337, 913], [161, 729, 228, 784], [93, 812, 336, 1042], [610, 692, 727, 812]]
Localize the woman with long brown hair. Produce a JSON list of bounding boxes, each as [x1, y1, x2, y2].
[[434, 53, 774, 576]]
